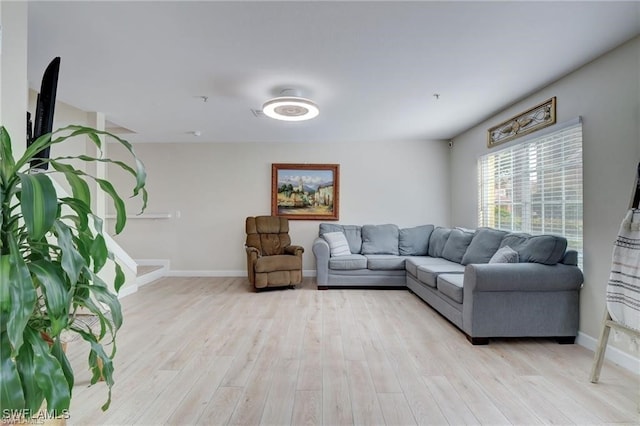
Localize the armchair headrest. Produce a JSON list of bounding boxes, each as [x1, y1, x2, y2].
[[246, 216, 289, 234], [245, 216, 292, 256]]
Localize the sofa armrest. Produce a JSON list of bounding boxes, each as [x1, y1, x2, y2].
[[285, 245, 305, 257], [312, 237, 330, 285], [462, 262, 583, 338], [464, 263, 584, 293]]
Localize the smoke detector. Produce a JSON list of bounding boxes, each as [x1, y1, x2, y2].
[[262, 89, 319, 122]]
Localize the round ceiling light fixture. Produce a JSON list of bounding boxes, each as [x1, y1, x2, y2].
[[262, 89, 319, 122]]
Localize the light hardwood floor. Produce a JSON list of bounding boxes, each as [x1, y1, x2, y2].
[[65, 277, 639, 425]]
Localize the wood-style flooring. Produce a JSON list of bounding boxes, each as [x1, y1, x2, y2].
[[65, 277, 639, 425]]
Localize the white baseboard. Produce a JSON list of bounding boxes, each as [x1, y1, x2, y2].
[[577, 331, 640, 376], [137, 267, 168, 287], [167, 270, 245, 277], [136, 259, 170, 268], [135, 259, 170, 287], [118, 283, 138, 299], [167, 269, 317, 278]]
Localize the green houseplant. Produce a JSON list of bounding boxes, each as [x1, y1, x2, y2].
[[0, 124, 147, 420]]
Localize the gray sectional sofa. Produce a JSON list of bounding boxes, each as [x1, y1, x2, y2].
[[312, 223, 584, 344]]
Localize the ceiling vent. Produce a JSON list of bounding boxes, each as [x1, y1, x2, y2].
[[250, 108, 266, 118]]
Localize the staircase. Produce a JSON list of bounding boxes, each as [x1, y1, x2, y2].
[[135, 260, 169, 288]]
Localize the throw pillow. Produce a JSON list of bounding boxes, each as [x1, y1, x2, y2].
[[489, 245, 519, 263], [323, 232, 352, 257]]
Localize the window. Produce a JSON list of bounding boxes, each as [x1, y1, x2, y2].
[[478, 119, 583, 265]]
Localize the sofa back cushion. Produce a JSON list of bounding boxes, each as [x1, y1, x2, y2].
[[428, 227, 452, 258], [399, 225, 434, 256], [361, 224, 400, 255], [461, 227, 509, 265], [441, 228, 475, 263], [561, 250, 579, 266], [320, 223, 363, 254], [500, 233, 568, 265]]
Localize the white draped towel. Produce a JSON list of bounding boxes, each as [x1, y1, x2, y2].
[[606, 208, 640, 332]]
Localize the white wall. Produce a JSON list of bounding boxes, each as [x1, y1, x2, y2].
[[1, 1, 28, 157], [449, 37, 640, 359], [106, 138, 451, 274]]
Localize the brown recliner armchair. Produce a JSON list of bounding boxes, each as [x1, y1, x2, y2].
[[245, 216, 304, 290]]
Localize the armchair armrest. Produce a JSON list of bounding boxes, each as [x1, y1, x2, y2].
[[285, 245, 305, 257], [245, 246, 260, 256], [464, 263, 584, 293], [245, 245, 260, 284]]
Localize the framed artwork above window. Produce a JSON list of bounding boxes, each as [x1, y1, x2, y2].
[[487, 97, 557, 148]]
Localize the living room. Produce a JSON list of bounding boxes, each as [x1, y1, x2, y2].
[[2, 1, 639, 425]]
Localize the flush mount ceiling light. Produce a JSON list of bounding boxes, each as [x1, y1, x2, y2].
[[262, 89, 319, 122]]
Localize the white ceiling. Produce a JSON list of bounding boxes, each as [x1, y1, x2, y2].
[[27, 1, 640, 144]]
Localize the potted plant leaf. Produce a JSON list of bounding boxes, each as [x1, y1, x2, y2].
[[0, 124, 147, 423]]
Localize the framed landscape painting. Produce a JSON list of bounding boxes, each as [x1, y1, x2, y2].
[[272, 163, 340, 220]]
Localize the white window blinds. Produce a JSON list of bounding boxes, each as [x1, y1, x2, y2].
[[478, 119, 583, 264]]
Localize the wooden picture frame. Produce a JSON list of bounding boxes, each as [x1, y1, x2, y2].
[[271, 163, 340, 220], [487, 97, 557, 148]]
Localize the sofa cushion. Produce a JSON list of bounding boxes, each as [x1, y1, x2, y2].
[[416, 263, 465, 288], [437, 273, 465, 304], [320, 223, 363, 254], [361, 224, 400, 255], [461, 227, 508, 265], [328, 254, 367, 270], [500, 233, 568, 265], [366, 255, 406, 270], [323, 231, 352, 257], [399, 225, 434, 256], [489, 245, 519, 263], [428, 227, 452, 257], [442, 228, 475, 263], [405, 257, 457, 276]]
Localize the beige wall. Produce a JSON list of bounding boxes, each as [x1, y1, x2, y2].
[[449, 37, 640, 358], [106, 139, 451, 273]]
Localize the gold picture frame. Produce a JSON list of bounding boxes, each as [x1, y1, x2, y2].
[[487, 97, 556, 148], [271, 163, 340, 220]]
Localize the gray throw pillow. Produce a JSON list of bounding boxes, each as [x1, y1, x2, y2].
[[428, 227, 452, 257], [461, 227, 508, 265], [399, 225, 434, 256], [361, 224, 400, 255], [441, 228, 475, 263], [489, 245, 519, 263]]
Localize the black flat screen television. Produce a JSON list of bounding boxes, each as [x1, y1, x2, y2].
[[28, 56, 60, 170]]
